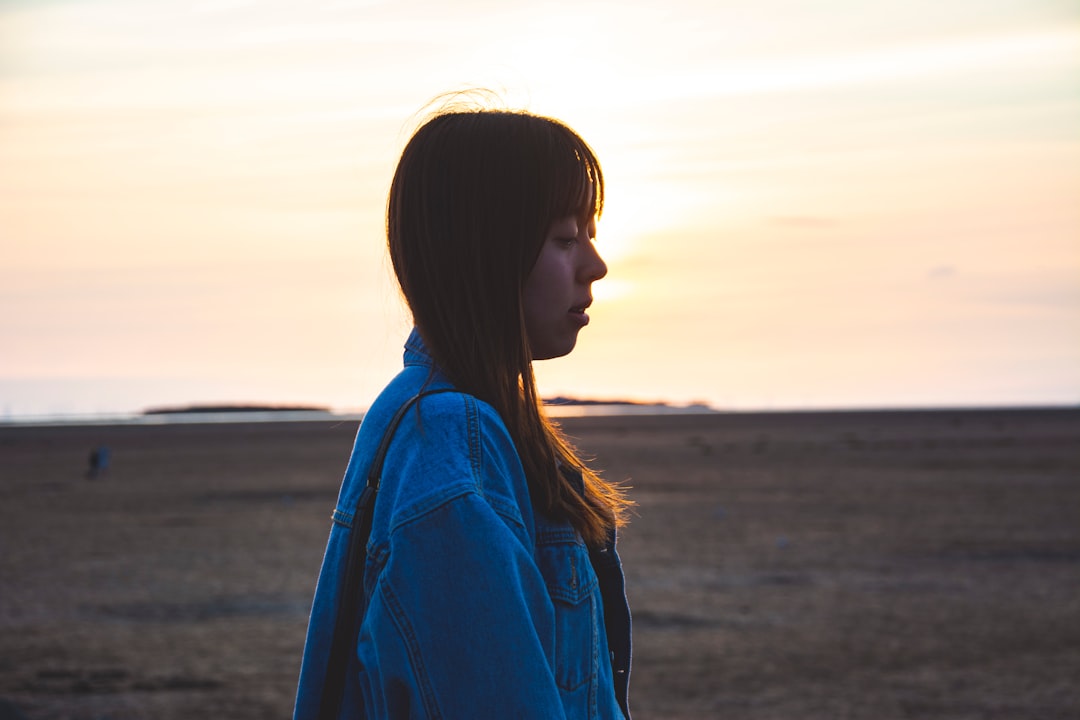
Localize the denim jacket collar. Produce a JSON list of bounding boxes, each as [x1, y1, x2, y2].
[[402, 328, 458, 391], [402, 327, 432, 368]]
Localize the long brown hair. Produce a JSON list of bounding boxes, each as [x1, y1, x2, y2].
[[387, 109, 630, 545]]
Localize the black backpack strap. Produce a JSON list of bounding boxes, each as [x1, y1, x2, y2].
[[317, 387, 457, 720]]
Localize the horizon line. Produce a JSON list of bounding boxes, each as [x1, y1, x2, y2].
[[2, 401, 1078, 429]]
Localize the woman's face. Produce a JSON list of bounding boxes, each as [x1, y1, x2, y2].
[[522, 214, 607, 361]]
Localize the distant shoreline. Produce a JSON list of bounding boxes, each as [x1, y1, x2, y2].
[[139, 398, 708, 415], [143, 403, 332, 416], [1, 403, 1077, 429]]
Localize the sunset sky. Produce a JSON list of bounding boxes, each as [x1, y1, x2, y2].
[[2, 0, 1078, 418]]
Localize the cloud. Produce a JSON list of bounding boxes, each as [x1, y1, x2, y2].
[[928, 265, 957, 279]]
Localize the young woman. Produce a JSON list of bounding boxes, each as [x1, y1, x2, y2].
[[293, 109, 632, 720]]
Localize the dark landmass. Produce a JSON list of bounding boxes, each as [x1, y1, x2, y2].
[[545, 395, 654, 407], [143, 404, 331, 416], [544, 396, 712, 410]]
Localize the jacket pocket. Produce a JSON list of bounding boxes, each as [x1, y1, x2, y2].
[[536, 528, 599, 693]]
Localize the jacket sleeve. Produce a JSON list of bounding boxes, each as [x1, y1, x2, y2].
[[357, 489, 566, 719]]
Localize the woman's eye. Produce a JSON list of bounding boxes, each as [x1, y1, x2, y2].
[[557, 237, 576, 248]]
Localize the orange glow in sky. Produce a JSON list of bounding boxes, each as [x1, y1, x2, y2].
[[1, 0, 1078, 417]]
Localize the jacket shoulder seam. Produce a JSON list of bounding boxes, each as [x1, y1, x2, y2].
[[387, 485, 527, 540]]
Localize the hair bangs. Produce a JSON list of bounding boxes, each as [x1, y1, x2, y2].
[[545, 128, 604, 228]]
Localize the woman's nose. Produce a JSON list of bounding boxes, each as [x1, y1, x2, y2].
[[584, 240, 608, 282]]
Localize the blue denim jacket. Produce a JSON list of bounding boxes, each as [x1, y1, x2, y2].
[[294, 329, 631, 719]]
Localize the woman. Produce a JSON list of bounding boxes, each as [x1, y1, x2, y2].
[[294, 108, 632, 720]]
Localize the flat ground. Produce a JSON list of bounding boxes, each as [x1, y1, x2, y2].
[[1, 408, 1078, 719]]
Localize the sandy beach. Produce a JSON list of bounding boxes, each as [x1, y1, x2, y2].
[[1, 408, 1078, 719]]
